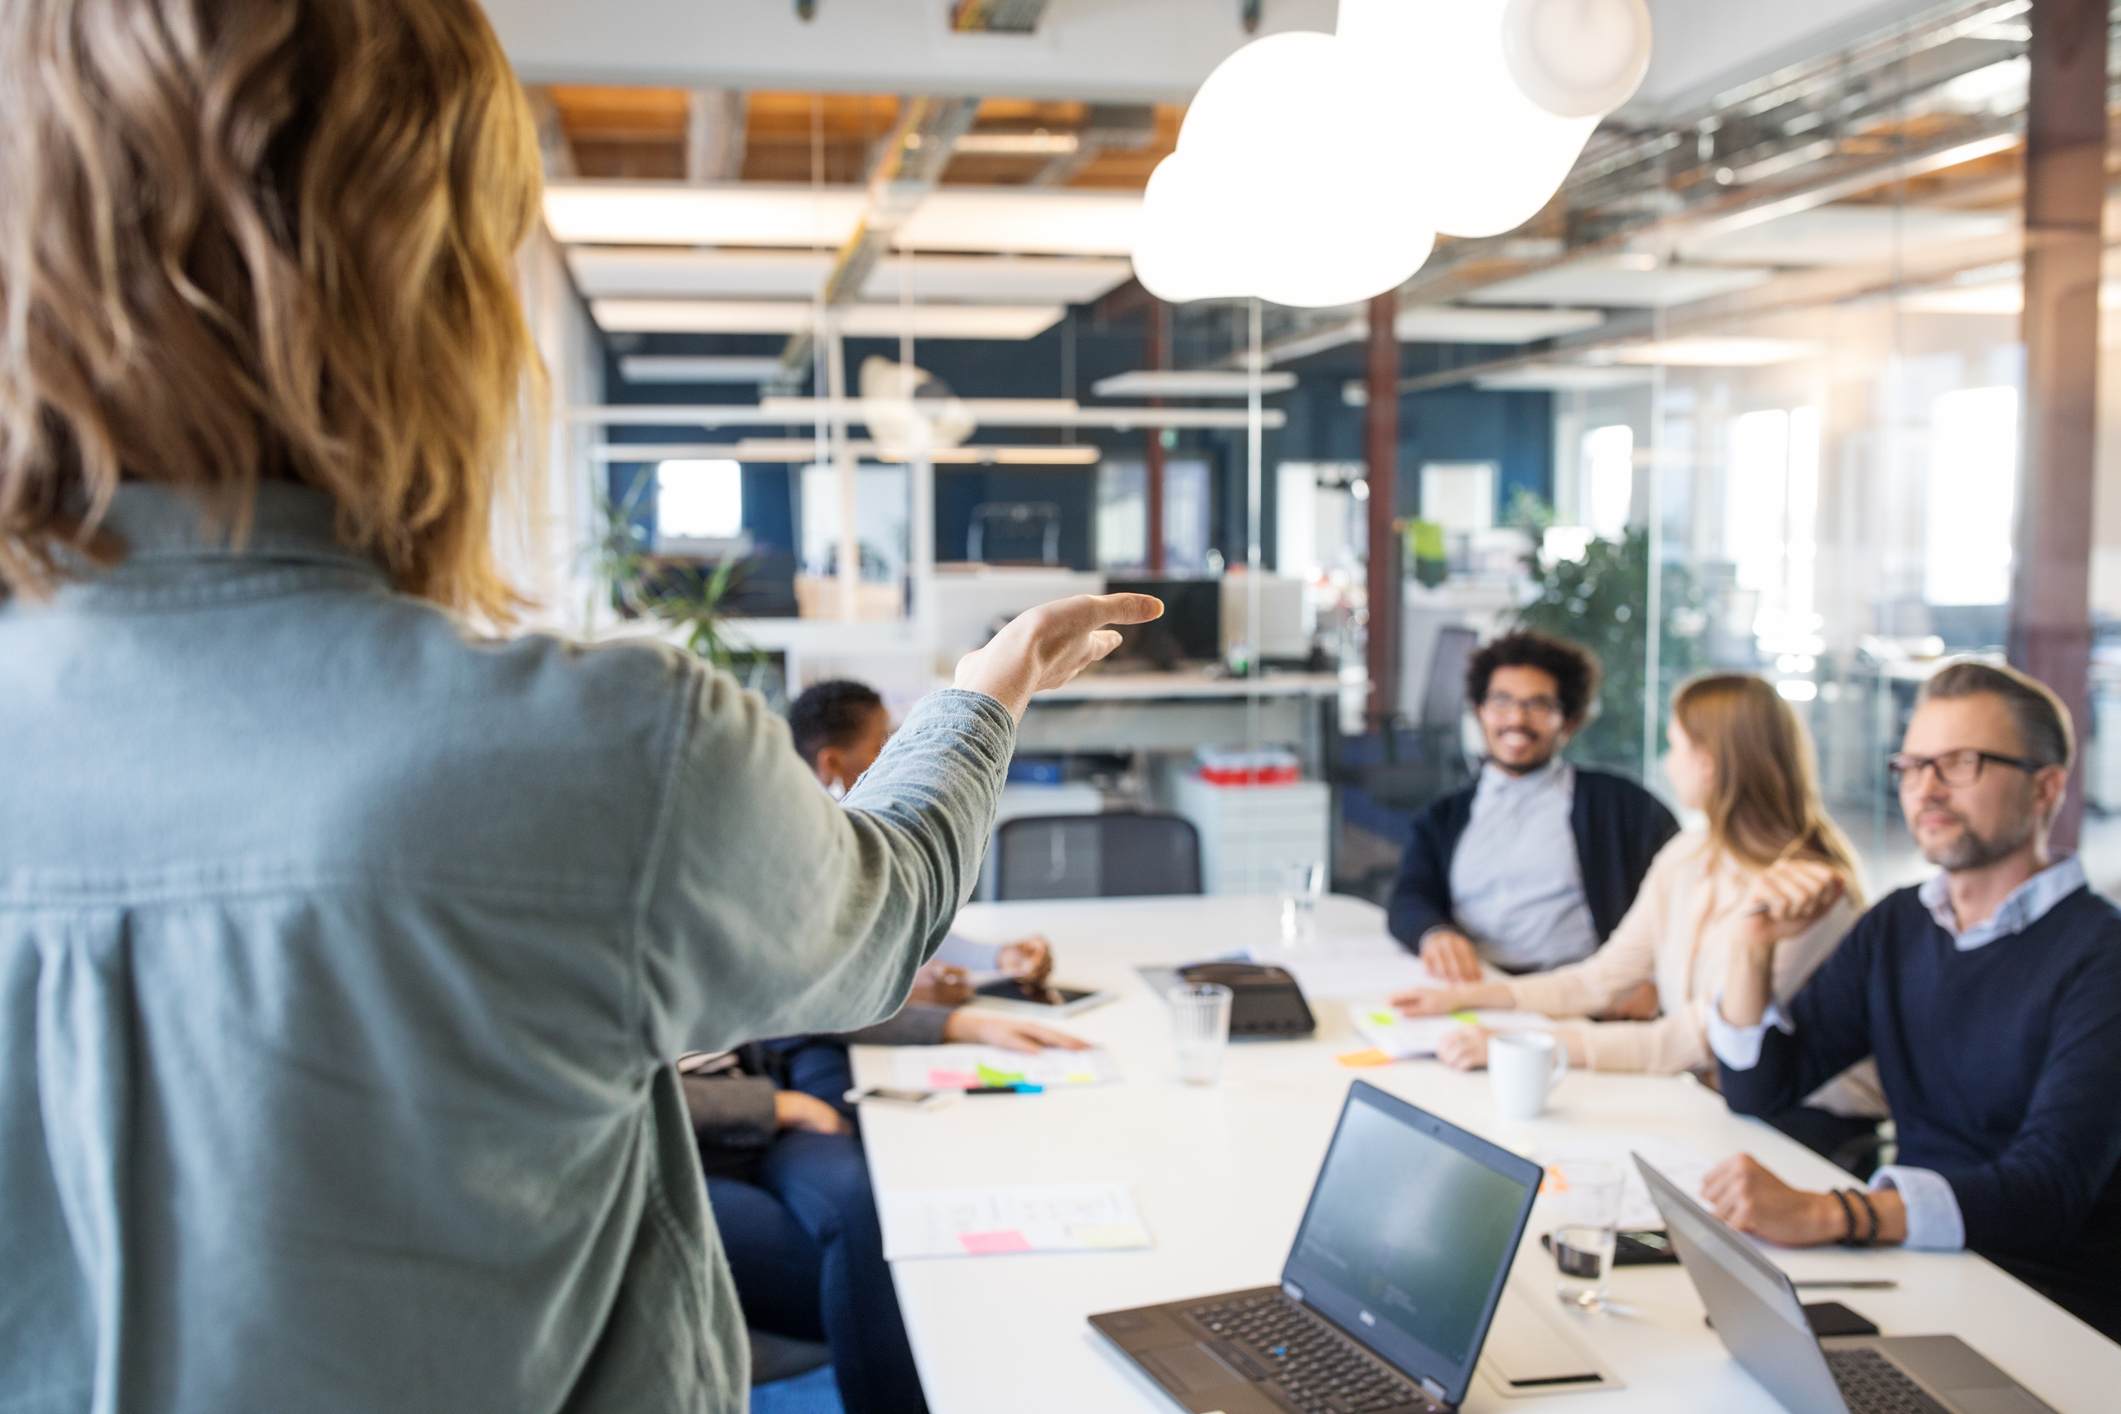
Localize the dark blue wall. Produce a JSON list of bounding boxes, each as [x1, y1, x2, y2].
[[599, 321, 1555, 573]]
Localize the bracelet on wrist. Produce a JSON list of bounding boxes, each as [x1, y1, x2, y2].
[[1851, 1188, 1880, 1247], [1830, 1189, 1860, 1246]]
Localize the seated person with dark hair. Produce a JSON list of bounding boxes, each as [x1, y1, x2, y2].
[[793, 678, 1054, 998], [1387, 629, 1679, 988], [1706, 662, 2121, 1341], [682, 679, 1089, 1413]]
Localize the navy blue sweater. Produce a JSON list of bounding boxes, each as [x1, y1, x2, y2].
[[1720, 885, 2121, 1331], [1386, 768, 1678, 954]]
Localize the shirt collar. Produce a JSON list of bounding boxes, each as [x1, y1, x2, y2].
[[77, 481, 386, 581], [1477, 755, 1571, 798], [1916, 854, 2086, 950]]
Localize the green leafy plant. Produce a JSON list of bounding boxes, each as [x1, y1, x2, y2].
[[589, 474, 765, 678], [1508, 502, 1705, 775]]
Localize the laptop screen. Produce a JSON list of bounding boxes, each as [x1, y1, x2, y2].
[[1283, 1083, 1542, 1405]]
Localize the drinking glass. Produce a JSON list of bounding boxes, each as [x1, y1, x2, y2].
[[1549, 1160, 1624, 1311], [1278, 859, 1325, 949], [1168, 982, 1234, 1085]]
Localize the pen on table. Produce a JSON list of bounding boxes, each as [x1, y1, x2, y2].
[[1793, 1280, 1898, 1290], [963, 1084, 1044, 1095]]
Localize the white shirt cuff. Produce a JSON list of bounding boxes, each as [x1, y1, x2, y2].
[[1872, 1167, 1966, 1251], [1706, 995, 1792, 1070], [932, 933, 1002, 971]]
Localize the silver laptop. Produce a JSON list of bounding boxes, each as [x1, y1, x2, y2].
[[1635, 1156, 2053, 1414]]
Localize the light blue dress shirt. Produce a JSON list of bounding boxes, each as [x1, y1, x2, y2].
[[0, 483, 1016, 1413], [1709, 855, 2089, 1251], [1447, 759, 1602, 971]]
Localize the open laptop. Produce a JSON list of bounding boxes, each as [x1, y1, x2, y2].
[[1635, 1156, 2053, 1414], [1091, 1082, 1541, 1414]]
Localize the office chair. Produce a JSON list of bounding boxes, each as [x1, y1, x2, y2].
[[994, 813, 1203, 900]]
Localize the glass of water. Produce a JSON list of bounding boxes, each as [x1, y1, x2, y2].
[[1167, 983, 1234, 1085], [1549, 1160, 1624, 1312], [1278, 859, 1325, 949]]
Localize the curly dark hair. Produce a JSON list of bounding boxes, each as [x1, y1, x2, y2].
[[787, 679, 885, 768], [1464, 630, 1602, 727]]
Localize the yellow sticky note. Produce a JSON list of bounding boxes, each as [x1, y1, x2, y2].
[[1337, 1048, 1393, 1068], [1367, 1010, 1397, 1028], [1063, 1073, 1094, 1086], [1074, 1223, 1150, 1250], [1450, 1010, 1480, 1025]]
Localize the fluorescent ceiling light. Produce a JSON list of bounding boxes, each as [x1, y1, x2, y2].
[[952, 131, 1082, 156], [545, 182, 1141, 259], [1596, 337, 1814, 367], [1394, 305, 1605, 343], [1472, 365, 1654, 391], [760, 396, 1083, 420], [590, 299, 1066, 340], [896, 189, 1141, 257], [619, 356, 786, 385], [569, 248, 1132, 305], [1464, 258, 1773, 309], [572, 402, 1286, 431], [1091, 370, 1298, 398], [1675, 204, 2016, 268], [593, 439, 1101, 466], [544, 182, 861, 247]]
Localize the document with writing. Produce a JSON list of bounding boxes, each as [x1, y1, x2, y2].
[[880, 1183, 1152, 1260]]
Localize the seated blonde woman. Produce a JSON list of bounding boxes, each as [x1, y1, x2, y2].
[[1396, 674, 1885, 1156]]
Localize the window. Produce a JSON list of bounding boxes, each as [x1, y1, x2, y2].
[[798, 463, 909, 581], [1925, 386, 2018, 606], [1418, 462, 1497, 534], [1097, 459, 1213, 572], [655, 459, 744, 545], [1725, 407, 1821, 652], [1580, 424, 1634, 539]]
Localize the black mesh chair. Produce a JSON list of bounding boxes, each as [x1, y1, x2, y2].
[[994, 814, 1203, 901]]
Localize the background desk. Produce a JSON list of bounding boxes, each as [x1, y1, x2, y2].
[[852, 894, 2121, 1413]]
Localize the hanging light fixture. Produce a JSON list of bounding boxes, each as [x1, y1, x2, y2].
[[1131, 0, 1652, 305]]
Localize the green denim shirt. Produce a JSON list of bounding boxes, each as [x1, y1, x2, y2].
[[0, 483, 1015, 1413]]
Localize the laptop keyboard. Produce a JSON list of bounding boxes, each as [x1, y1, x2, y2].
[[1185, 1293, 1435, 1413], [1826, 1348, 1951, 1414]]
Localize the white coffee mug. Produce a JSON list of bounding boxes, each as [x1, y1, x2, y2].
[[1489, 1031, 1567, 1121]]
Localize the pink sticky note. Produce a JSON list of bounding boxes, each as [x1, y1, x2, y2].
[[958, 1229, 1034, 1255], [927, 1069, 980, 1089]]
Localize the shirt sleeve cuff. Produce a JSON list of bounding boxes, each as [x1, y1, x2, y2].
[[1872, 1167, 1966, 1251], [1706, 995, 1792, 1070], [933, 933, 1003, 970]]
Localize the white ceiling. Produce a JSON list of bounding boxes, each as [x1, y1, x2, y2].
[[488, 0, 1936, 115]]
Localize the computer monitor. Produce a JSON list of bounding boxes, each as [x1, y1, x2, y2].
[[1282, 1083, 1542, 1408], [1105, 577, 1223, 669]]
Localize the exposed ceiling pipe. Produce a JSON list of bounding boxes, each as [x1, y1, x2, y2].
[[776, 0, 1051, 379], [685, 90, 745, 184]]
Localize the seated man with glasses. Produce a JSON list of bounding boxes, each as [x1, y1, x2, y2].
[[1705, 661, 2121, 1340], [1387, 629, 1679, 983]]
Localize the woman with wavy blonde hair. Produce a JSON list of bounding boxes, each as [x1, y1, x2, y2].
[[1397, 674, 1885, 1153], [0, 4, 1156, 1410]]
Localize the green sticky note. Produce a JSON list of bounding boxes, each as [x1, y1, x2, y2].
[[1368, 1010, 1397, 1028], [976, 1063, 1027, 1087], [1450, 1010, 1479, 1025]]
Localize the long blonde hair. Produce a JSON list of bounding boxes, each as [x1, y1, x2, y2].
[[1673, 673, 1859, 880], [0, 0, 543, 621]]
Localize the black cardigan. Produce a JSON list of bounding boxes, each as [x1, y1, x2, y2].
[[1386, 766, 1679, 952]]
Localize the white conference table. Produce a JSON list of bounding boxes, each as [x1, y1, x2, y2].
[[851, 894, 2121, 1413]]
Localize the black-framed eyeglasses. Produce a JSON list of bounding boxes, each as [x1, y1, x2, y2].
[[1480, 691, 1563, 720], [1887, 748, 2052, 790]]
